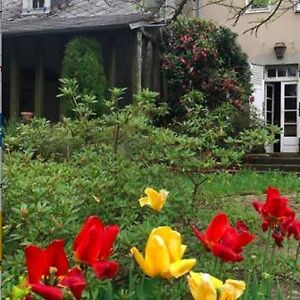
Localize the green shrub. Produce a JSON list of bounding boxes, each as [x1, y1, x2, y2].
[[162, 18, 252, 119], [61, 36, 106, 115]]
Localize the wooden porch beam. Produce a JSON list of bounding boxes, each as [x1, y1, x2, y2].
[[34, 41, 44, 117], [9, 45, 20, 121], [131, 30, 143, 97], [109, 45, 116, 88], [143, 40, 153, 89]]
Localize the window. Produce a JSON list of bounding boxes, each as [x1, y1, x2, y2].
[[246, 0, 270, 13], [22, 0, 50, 14], [294, 0, 300, 12], [265, 65, 299, 80], [33, 0, 45, 9]]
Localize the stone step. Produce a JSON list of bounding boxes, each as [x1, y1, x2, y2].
[[244, 163, 300, 172], [244, 155, 300, 165]]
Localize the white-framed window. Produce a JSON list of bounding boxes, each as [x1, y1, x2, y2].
[[246, 0, 271, 13], [264, 65, 299, 81], [22, 0, 50, 14], [33, 0, 45, 9], [294, 0, 300, 12]]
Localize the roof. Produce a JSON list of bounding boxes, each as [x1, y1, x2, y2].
[[3, 0, 156, 36]]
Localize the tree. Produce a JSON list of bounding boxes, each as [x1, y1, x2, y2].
[[161, 18, 252, 119], [61, 36, 106, 116]]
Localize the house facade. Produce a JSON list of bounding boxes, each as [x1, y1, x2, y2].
[[198, 0, 300, 153], [3, 0, 166, 122]]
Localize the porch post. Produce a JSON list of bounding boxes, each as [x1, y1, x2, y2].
[[109, 45, 116, 88], [34, 40, 44, 117], [152, 44, 161, 93], [131, 29, 143, 97], [9, 44, 20, 121], [143, 40, 153, 89]]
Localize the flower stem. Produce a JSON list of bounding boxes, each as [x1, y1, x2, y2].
[[288, 241, 300, 300], [212, 256, 219, 275], [269, 240, 276, 274], [262, 229, 272, 273]]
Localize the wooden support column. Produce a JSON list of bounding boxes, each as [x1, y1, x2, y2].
[[152, 44, 161, 94], [131, 30, 143, 97], [143, 40, 153, 89], [34, 40, 45, 117], [109, 46, 116, 88], [9, 44, 20, 121]]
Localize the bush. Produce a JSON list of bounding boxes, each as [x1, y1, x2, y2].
[[162, 18, 252, 119], [61, 36, 107, 115]]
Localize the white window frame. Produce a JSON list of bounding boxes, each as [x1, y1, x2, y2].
[[294, 0, 300, 12], [245, 0, 271, 13], [264, 65, 299, 82], [22, 0, 50, 15]]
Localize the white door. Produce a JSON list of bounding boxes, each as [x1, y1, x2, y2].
[[280, 82, 299, 152], [264, 84, 275, 153], [265, 84, 275, 125]]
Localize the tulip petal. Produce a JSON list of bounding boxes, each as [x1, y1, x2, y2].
[[139, 196, 151, 207], [60, 268, 86, 300], [45, 240, 69, 277], [73, 219, 103, 264], [92, 261, 119, 279], [30, 283, 63, 300], [145, 235, 170, 277], [205, 213, 230, 243], [130, 247, 155, 277], [188, 272, 217, 300], [73, 216, 104, 258], [150, 227, 182, 262], [180, 245, 187, 258], [212, 243, 243, 262], [220, 280, 246, 300], [143, 188, 166, 211], [25, 245, 48, 283], [170, 258, 196, 278], [99, 225, 119, 261], [145, 188, 159, 199]]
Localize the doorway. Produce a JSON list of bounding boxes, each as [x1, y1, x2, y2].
[[264, 65, 299, 153]]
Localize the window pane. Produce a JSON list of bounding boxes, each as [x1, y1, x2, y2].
[[33, 0, 45, 8], [284, 125, 297, 137], [285, 98, 297, 109], [285, 85, 297, 96], [287, 67, 297, 77], [266, 112, 272, 123], [278, 68, 287, 77], [267, 86, 273, 98], [250, 0, 269, 9], [267, 69, 276, 77], [285, 112, 297, 123], [267, 99, 273, 111]]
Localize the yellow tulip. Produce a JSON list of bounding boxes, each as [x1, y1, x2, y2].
[[188, 272, 245, 300], [219, 280, 246, 300], [139, 188, 168, 212], [130, 226, 196, 278], [188, 272, 222, 300]]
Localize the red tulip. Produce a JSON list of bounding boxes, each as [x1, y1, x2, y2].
[[192, 213, 254, 263], [253, 187, 295, 231], [25, 240, 86, 300], [287, 219, 300, 240], [253, 187, 295, 247], [73, 216, 119, 279]]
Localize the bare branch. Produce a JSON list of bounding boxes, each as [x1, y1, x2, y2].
[[167, 0, 189, 23], [243, 0, 284, 34]]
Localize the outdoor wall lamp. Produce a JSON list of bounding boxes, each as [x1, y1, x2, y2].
[[274, 42, 286, 59]]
